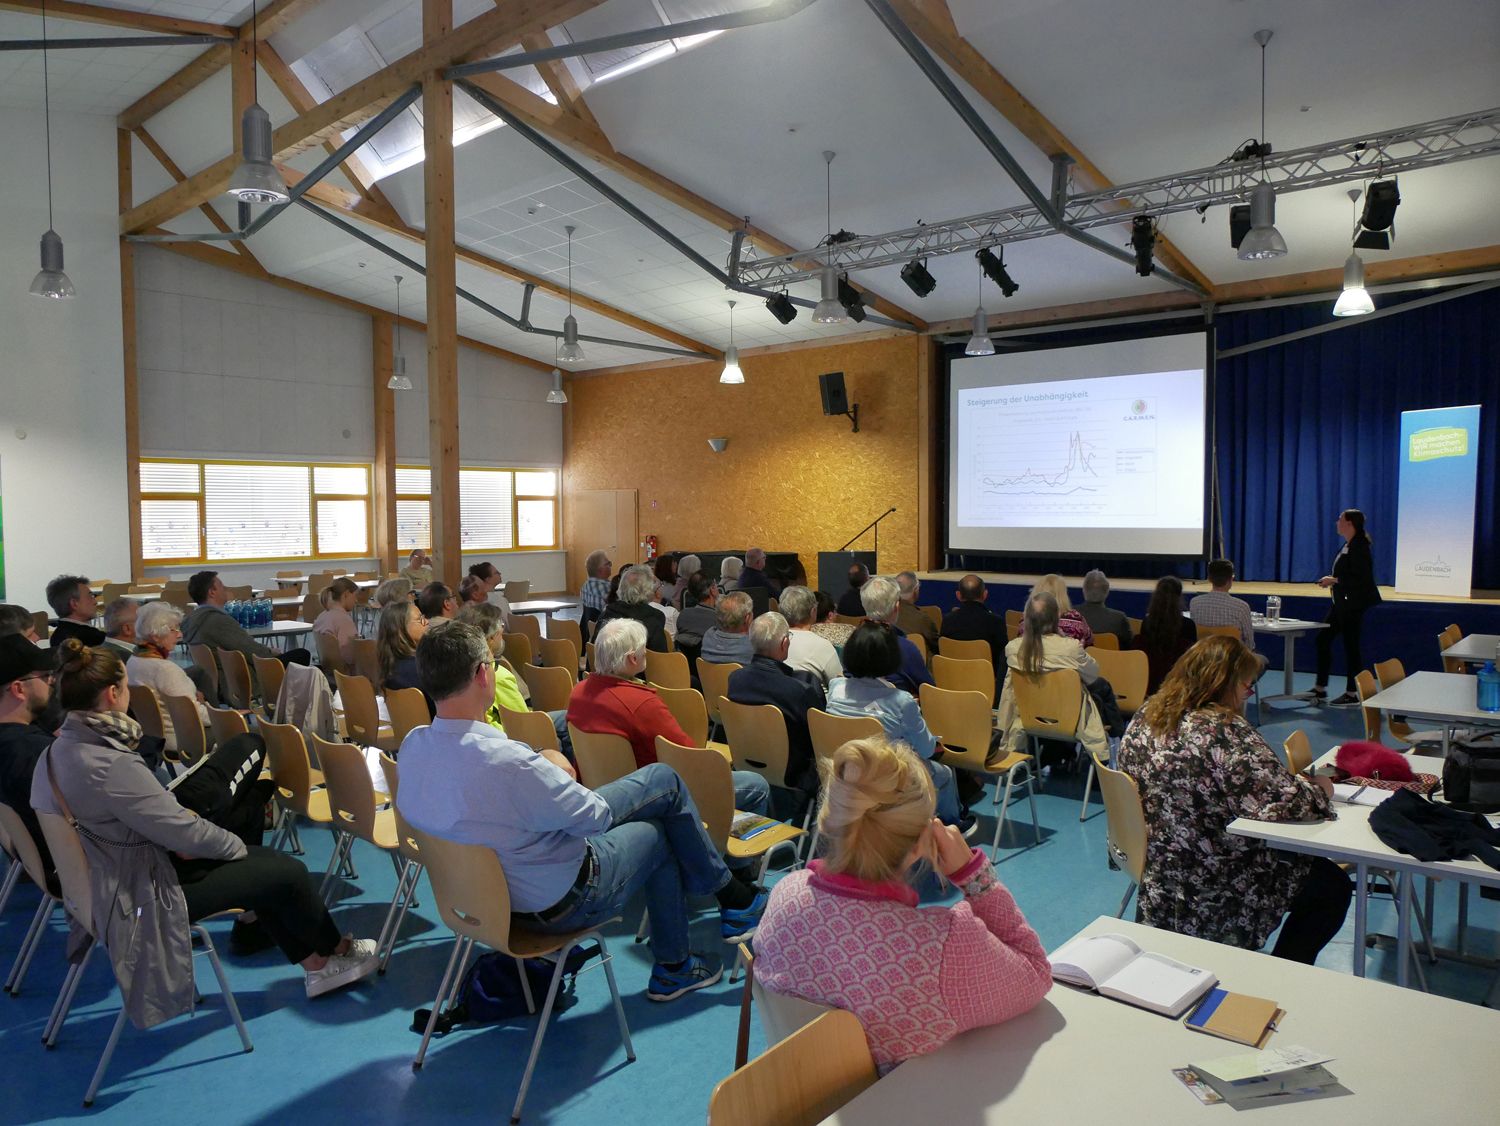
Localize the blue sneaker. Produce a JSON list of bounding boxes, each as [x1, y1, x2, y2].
[[647, 954, 722, 1001], [720, 890, 768, 945]]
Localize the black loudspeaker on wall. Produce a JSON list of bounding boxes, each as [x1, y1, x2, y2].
[[819, 371, 849, 415]]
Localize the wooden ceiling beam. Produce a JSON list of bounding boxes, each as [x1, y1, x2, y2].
[[244, 0, 322, 40], [117, 43, 230, 131], [133, 126, 266, 272], [0, 0, 233, 37], [120, 0, 611, 234], [519, 31, 603, 135], [888, 0, 1216, 296]]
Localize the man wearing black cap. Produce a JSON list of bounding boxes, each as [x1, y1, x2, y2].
[[0, 635, 59, 887]]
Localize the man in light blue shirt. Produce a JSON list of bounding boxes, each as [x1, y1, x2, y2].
[[397, 622, 766, 1002]]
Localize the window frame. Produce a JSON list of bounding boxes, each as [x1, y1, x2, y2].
[[395, 463, 560, 554], [138, 457, 373, 566]]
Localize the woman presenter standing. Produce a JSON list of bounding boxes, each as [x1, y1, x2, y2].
[[1311, 508, 1381, 706]]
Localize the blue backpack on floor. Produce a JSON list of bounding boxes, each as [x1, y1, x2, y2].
[[411, 947, 596, 1035]]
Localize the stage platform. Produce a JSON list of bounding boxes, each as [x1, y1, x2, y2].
[[914, 572, 1500, 684]]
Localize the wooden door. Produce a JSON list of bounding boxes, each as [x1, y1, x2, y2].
[[569, 489, 637, 593]]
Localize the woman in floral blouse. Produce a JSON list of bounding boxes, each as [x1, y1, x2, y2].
[[1117, 636, 1352, 964]]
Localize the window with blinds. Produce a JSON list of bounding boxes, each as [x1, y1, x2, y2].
[[394, 464, 559, 553], [139, 460, 371, 563], [395, 466, 431, 552], [460, 468, 515, 550]]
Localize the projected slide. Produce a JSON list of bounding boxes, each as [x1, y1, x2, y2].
[[947, 334, 1208, 557]]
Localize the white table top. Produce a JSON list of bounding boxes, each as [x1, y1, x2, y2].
[[1363, 670, 1500, 726], [510, 599, 577, 614], [821, 917, 1500, 1124], [1249, 616, 1327, 634], [247, 620, 314, 639], [275, 576, 379, 589], [1443, 634, 1500, 664]]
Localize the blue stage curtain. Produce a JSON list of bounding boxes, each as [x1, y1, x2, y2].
[[1215, 284, 1500, 589]]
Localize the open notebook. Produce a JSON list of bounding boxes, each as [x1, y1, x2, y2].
[[1049, 932, 1217, 1018]]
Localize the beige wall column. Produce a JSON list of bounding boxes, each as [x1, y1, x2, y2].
[[372, 315, 398, 574]]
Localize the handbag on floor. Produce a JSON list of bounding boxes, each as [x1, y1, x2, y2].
[[410, 947, 596, 1035]]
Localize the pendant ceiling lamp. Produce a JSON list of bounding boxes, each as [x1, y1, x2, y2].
[[720, 300, 745, 384], [388, 274, 413, 390], [546, 368, 568, 404], [964, 262, 994, 356], [1332, 189, 1375, 317], [1237, 30, 1288, 261], [557, 225, 585, 364], [227, 3, 290, 204], [30, 1, 74, 299], [811, 150, 847, 324]]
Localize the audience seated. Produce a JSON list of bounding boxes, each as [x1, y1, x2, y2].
[[454, 602, 566, 756], [1190, 559, 1267, 669], [671, 571, 718, 655], [719, 555, 743, 592], [579, 549, 613, 637], [671, 554, 701, 609], [32, 639, 378, 1007], [754, 736, 1050, 1073], [809, 590, 855, 648], [826, 623, 963, 829], [372, 576, 413, 608], [1133, 576, 1197, 695], [726, 612, 825, 814], [182, 571, 311, 673], [458, 574, 489, 608], [836, 562, 869, 618], [0, 635, 59, 889], [596, 565, 670, 653], [894, 571, 939, 653], [996, 592, 1109, 764], [736, 547, 780, 595], [701, 591, 755, 666], [860, 576, 932, 696], [653, 555, 681, 607], [400, 549, 434, 586], [127, 602, 211, 751], [940, 574, 1007, 677], [417, 582, 457, 623], [397, 621, 767, 1000], [0, 603, 40, 641], [101, 598, 138, 656], [45, 574, 105, 648], [1019, 575, 1094, 647], [312, 577, 360, 668], [778, 585, 844, 688], [1077, 569, 1132, 648], [1118, 637, 1351, 963], [378, 600, 430, 698]]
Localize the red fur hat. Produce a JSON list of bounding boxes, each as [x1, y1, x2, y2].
[[1335, 740, 1414, 781]]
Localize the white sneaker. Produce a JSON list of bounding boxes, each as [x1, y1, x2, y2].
[[305, 938, 378, 998]]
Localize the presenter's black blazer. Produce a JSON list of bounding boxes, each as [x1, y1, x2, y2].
[[1331, 537, 1381, 612]]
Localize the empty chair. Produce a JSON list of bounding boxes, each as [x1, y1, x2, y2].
[[316, 630, 349, 676], [1284, 729, 1313, 775], [253, 655, 285, 715], [937, 636, 991, 662], [1096, 762, 1148, 918], [262, 720, 336, 857], [159, 588, 191, 610], [520, 662, 573, 713], [352, 637, 381, 685], [503, 632, 534, 669], [696, 659, 742, 727], [1355, 670, 1384, 742], [497, 706, 561, 753], [385, 686, 431, 745], [335, 670, 398, 752], [0, 803, 59, 996], [375, 753, 425, 972], [1087, 647, 1149, 716], [187, 644, 219, 704], [313, 735, 403, 902], [1090, 632, 1120, 651], [502, 579, 531, 603], [1374, 658, 1438, 746], [708, 1010, 876, 1126], [930, 654, 995, 707], [298, 594, 322, 624], [644, 649, 691, 690], [99, 582, 130, 603], [568, 724, 637, 790], [205, 703, 249, 744], [536, 638, 580, 683], [509, 612, 543, 649], [1195, 623, 1241, 642], [162, 693, 210, 765], [549, 617, 584, 656], [216, 647, 256, 710], [919, 683, 1039, 850], [407, 823, 633, 1123]]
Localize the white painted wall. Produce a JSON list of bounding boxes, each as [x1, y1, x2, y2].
[[0, 109, 130, 611]]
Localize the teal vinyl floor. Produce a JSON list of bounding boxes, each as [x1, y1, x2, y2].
[[4, 671, 1497, 1125]]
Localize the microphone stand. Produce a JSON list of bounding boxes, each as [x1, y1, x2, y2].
[[840, 507, 898, 561]]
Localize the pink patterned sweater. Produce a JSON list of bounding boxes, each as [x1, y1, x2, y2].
[[753, 853, 1052, 1073]]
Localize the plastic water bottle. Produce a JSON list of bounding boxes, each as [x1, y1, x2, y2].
[[227, 600, 240, 626], [1266, 595, 1281, 623], [1478, 662, 1500, 713], [261, 597, 272, 626]]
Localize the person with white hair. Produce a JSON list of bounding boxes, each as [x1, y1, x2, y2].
[[719, 555, 743, 592], [670, 554, 701, 609], [894, 571, 939, 653], [737, 546, 779, 595], [595, 564, 669, 652], [861, 575, 934, 696], [777, 586, 843, 688], [727, 612, 825, 814], [1077, 569, 1133, 648], [126, 600, 210, 753], [579, 549, 613, 637]]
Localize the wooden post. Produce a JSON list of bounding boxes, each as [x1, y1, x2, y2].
[[119, 128, 144, 581], [423, 0, 461, 582], [916, 334, 940, 571], [372, 315, 398, 574]]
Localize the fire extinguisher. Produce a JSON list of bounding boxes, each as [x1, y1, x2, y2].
[[642, 535, 659, 561]]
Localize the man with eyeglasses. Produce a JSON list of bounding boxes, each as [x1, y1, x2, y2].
[[0, 635, 60, 890]]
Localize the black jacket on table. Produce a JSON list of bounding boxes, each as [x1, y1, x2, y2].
[[1331, 537, 1382, 612], [727, 655, 825, 790], [595, 600, 669, 653]]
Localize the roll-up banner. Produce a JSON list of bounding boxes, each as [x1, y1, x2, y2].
[[1394, 404, 1482, 597]]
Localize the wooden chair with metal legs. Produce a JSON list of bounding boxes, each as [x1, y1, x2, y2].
[[1009, 668, 1094, 819], [188, 643, 219, 704], [733, 948, 832, 1069], [651, 685, 731, 759], [696, 660, 742, 731], [162, 693, 211, 767], [385, 686, 431, 745], [375, 753, 424, 972], [568, 724, 637, 790], [1374, 658, 1443, 747], [521, 663, 574, 713], [1355, 669, 1385, 742], [261, 720, 339, 867], [549, 617, 584, 661], [335, 670, 399, 752], [216, 648, 256, 710], [128, 683, 177, 774], [253, 655, 285, 717], [937, 636, 990, 662], [804, 710, 884, 858], [931, 654, 996, 707], [1095, 762, 1147, 919], [0, 817, 24, 931], [510, 612, 543, 649], [1087, 648, 1149, 718], [352, 637, 381, 685], [205, 703, 250, 745], [503, 632, 535, 670], [644, 649, 691, 690], [1195, 623, 1241, 642], [408, 823, 635, 1123], [503, 579, 531, 603], [313, 735, 405, 904], [1438, 624, 1464, 674], [1090, 633, 1120, 651], [919, 683, 1039, 851], [537, 637, 580, 682], [716, 698, 795, 793], [36, 810, 252, 1107], [708, 1009, 876, 1126], [316, 631, 349, 676], [919, 604, 943, 630], [498, 706, 562, 753], [1283, 729, 1313, 775], [0, 804, 57, 996]]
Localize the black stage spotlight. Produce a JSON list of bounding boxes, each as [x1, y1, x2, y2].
[[1130, 215, 1157, 277], [977, 246, 1019, 297], [837, 274, 867, 322], [900, 257, 937, 297], [1354, 179, 1401, 250], [1229, 204, 1251, 250], [765, 290, 797, 325]]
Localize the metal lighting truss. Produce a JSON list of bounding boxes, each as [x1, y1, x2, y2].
[[732, 108, 1500, 288]]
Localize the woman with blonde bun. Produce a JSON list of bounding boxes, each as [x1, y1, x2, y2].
[[753, 736, 1051, 1073]]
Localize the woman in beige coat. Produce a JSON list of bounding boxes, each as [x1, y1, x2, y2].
[[31, 640, 376, 1027], [996, 592, 1108, 762]]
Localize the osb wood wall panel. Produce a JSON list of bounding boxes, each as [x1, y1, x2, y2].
[[565, 334, 923, 584]]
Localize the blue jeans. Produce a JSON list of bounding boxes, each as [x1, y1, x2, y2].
[[532, 762, 731, 966], [926, 758, 961, 824], [546, 709, 574, 762], [730, 770, 772, 871]]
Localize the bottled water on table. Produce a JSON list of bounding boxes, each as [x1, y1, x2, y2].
[[1265, 595, 1281, 622]]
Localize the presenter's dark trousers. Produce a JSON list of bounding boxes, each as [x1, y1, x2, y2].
[[1314, 603, 1365, 693], [1270, 857, 1353, 964]]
